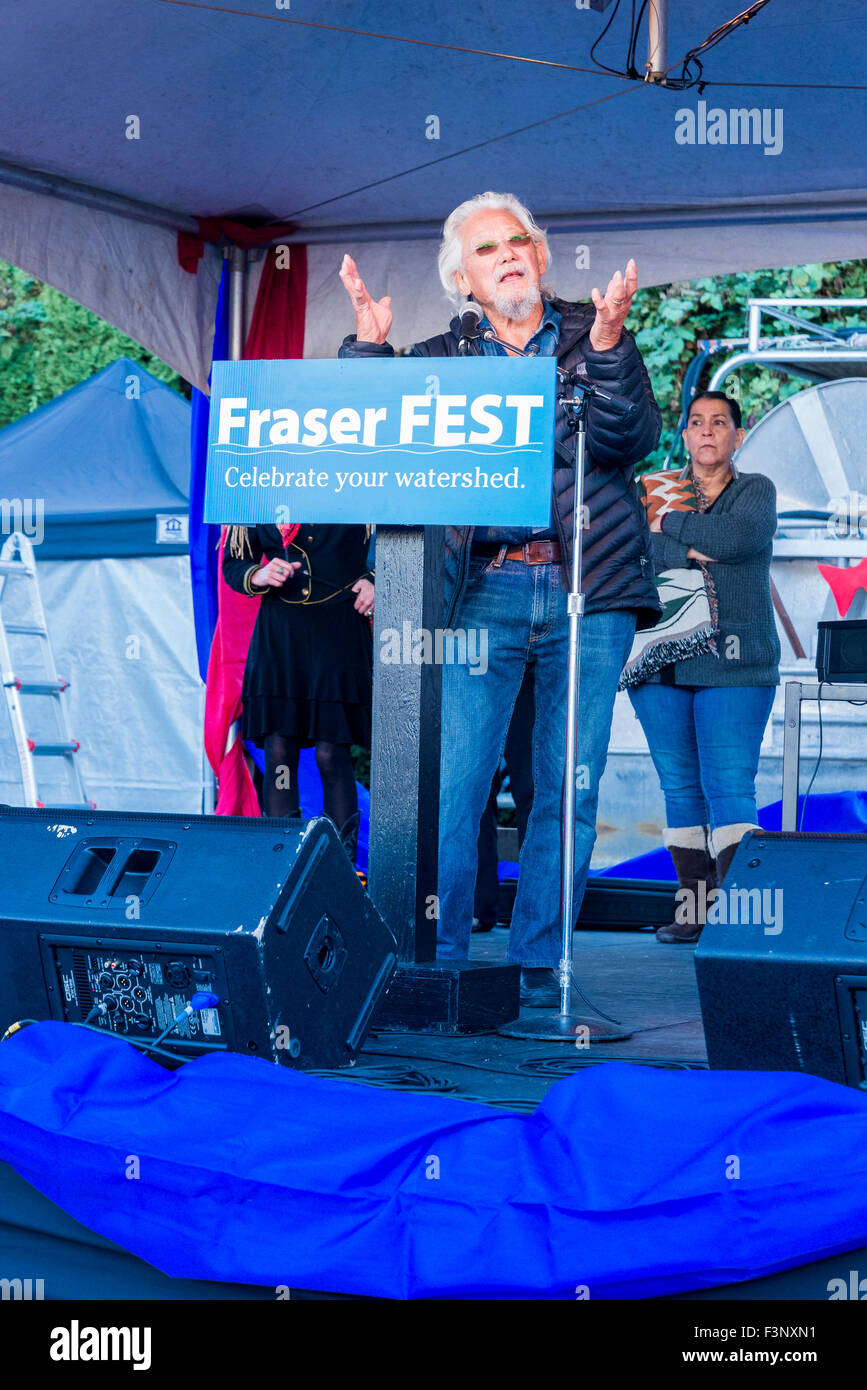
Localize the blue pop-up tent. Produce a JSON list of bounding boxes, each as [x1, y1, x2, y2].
[[0, 359, 204, 812], [0, 356, 190, 558]]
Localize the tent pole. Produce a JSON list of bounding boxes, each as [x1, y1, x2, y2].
[[202, 245, 247, 815], [228, 245, 247, 363], [214, 243, 251, 813], [645, 0, 668, 81], [0, 157, 199, 234]]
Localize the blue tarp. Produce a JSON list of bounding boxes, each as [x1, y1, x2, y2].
[[2, 1021, 867, 1300], [0, 357, 190, 559], [496, 792, 867, 884], [595, 791, 867, 881]]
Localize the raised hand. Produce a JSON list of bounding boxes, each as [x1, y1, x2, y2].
[[339, 254, 393, 345], [589, 258, 638, 351]]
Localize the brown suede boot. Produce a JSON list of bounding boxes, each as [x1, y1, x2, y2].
[[656, 825, 718, 945], [710, 822, 760, 886]]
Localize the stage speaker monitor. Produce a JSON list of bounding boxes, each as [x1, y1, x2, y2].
[[816, 618, 867, 683], [0, 807, 397, 1071], [695, 831, 867, 1087]]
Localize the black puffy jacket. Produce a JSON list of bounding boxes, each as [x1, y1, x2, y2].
[[339, 296, 662, 630]]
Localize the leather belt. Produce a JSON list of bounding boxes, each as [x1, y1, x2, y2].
[[473, 540, 561, 565]]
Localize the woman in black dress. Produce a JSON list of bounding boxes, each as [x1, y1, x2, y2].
[[222, 523, 374, 858]]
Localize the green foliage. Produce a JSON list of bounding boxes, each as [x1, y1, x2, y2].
[[351, 744, 370, 790], [631, 258, 867, 470], [0, 260, 186, 429]]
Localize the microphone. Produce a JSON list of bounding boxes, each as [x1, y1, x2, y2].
[[579, 382, 638, 421], [458, 302, 483, 354], [558, 370, 638, 422]]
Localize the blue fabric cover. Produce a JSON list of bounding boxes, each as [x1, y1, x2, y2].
[[595, 792, 867, 881], [2, 1022, 867, 1300], [470, 794, 867, 884]]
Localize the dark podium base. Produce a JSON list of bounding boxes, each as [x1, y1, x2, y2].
[[372, 961, 520, 1034]]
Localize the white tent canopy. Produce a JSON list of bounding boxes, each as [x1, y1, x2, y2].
[[0, 362, 203, 812], [0, 1, 865, 384]]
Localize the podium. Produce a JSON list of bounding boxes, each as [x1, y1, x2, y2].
[[366, 525, 521, 1032], [205, 356, 558, 1033]]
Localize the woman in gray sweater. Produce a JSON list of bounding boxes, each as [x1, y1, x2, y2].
[[629, 391, 780, 943]]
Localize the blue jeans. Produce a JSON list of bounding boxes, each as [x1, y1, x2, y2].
[[627, 682, 775, 829], [437, 556, 636, 965]]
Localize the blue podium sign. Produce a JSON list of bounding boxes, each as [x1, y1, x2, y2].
[[204, 357, 556, 525]]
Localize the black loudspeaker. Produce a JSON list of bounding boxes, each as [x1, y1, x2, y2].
[[0, 807, 397, 1071], [696, 831, 867, 1086], [816, 618, 867, 683]]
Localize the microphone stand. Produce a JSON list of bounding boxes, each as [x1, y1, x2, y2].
[[473, 328, 631, 1044]]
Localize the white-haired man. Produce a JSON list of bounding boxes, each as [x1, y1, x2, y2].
[[339, 192, 661, 1006]]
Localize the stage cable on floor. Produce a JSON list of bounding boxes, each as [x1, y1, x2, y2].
[[310, 1063, 459, 1093]]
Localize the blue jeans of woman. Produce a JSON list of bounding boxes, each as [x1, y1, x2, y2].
[[627, 682, 775, 829], [437, 555, 636, 965]]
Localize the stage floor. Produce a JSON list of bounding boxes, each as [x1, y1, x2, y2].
[[316, 927, 707, 1110]]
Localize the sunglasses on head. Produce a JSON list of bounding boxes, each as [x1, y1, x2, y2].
[[471, 233, 534, 257]]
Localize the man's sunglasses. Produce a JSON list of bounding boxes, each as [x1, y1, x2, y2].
[[470, 233, 534, 257]]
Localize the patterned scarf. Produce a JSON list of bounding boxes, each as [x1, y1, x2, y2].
[[618, 468, 719, 690]]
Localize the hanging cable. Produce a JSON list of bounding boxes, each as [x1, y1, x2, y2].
[[627, 0, 650, 78], [589, 0, 626, 77], [798, 686, 867, 831], [156, 0, 853, 224], [159, 0, 863, 94], [665, 1, 772, 92], [798, 683, 824, 831], [158, 0, 622, 79]]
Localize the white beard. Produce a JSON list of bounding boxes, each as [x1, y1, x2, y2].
[[492, 276, 541, 322]]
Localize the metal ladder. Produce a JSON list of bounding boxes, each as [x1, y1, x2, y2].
[[0, 531, 92, 808]]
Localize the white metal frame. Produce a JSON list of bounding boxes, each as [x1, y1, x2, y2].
[[0, 532, 89, 807]]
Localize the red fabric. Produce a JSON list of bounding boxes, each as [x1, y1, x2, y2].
[[278, 523, 301, 549], [818, 557, 867, 616], [245, 243, 308, 358], [178, 217, 297, 274], [202, 244, 308, 815], [214, 734, 261, 819], [203, 527, 262, 814]]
